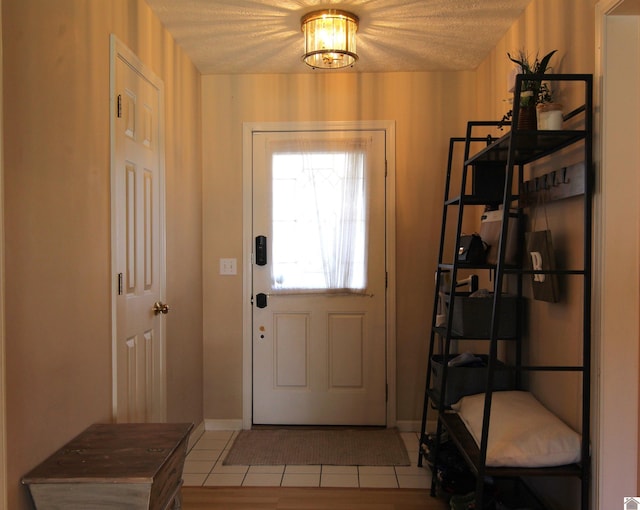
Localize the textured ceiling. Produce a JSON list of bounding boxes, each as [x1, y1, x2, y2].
[[145, 0, 532, 74]]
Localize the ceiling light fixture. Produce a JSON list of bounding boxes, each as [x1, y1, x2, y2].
[[301, 9, 359, 69]]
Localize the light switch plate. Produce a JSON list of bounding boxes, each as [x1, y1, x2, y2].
[[219, 258, 237, 275]]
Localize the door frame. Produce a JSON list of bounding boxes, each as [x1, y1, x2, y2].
[[0, 0, 7, 505], [594, 0, 640, 506], [109, 35, 167, 421], [241, 120, 397, 429]]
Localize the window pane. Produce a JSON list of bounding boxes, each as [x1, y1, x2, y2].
[[271, 150, 367, 292]]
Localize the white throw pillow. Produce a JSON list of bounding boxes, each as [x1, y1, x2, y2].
[[453, 391, 581, 467]]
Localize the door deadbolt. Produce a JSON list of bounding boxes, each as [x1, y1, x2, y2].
[[152, 301, 170, 315], [256, 293, 267, 308]]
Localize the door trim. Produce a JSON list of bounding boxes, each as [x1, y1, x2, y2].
[[109, 35, 167, 421], [594, 1, 640, 506], [0, 1, 7, 504], [241, 120, 397, 429]]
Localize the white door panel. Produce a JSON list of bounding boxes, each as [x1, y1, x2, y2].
[[329, 313, 364, 388], [252, 130, 386, 425]]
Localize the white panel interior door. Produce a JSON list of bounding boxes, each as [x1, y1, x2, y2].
[[111, 38, 166, 423], [252, 130, 387, 425]]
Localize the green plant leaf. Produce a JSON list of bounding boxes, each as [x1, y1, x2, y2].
[[537, 50, 557, 74], [507, 49, 557, 75], [507, 52, 528, 72]]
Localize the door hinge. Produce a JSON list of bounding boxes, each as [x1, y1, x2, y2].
[[386, 383, 388, 402], [117, 94, 122, 118], [385, 272, 388, 289], [117, 273, 123, 295], [385, 160, 388, 177]]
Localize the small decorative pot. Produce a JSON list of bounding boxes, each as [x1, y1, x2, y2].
[[518, 105, 538, 130], [537, 103, 563, 130]]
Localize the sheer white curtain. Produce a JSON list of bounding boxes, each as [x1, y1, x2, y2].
[[270, 137, 370, 293]]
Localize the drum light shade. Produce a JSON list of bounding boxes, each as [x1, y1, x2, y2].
[[301, 9, 359, 69]]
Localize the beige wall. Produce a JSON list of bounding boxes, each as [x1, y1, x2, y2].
[[2, 1, 203, 508], [475, 0, 596, 123], [201, 71, 476, 422]]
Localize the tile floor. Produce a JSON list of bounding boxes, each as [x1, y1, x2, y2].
[[182, 430, 432, 489]]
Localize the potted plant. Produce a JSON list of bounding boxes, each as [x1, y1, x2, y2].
[[501, 49, 558, 130]]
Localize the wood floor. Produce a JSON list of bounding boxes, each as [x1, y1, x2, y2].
[[181, 486, 450, 510]]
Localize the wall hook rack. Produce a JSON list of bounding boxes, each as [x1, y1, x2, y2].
[[521, 162, 584, 206]]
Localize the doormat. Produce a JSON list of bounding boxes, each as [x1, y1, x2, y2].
[[223, 428, 410, 466]]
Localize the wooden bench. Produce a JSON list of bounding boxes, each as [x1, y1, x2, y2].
[[22, 422, 194, 510]]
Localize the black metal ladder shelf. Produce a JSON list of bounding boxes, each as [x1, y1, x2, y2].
[[418, 74, 593, 510]]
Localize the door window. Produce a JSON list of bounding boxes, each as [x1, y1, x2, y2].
[[271, 144, 368, 293]]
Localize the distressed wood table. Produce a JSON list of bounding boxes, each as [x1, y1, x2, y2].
[[22, 422, 194, 510]]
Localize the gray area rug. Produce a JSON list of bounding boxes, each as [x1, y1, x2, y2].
[[223, 428, 410, 466]]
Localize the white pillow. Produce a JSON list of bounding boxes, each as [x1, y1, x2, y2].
[[452, 391, 581, 467]]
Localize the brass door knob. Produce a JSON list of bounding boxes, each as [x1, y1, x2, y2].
[[152, 301, 170, 315]]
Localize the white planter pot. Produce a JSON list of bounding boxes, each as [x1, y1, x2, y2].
[[537, 103, 563, 130]]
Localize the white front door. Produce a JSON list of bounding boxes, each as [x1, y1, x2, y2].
[[111, 37, 166, 423], [252, 129, 387, 425]]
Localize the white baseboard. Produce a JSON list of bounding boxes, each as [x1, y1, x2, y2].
[[187, 421, 206, 451], [396, 419, 437, 434], [205, 418, 244, 431], [201, 418, 434, 434], [396, 420, 420, 432]]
